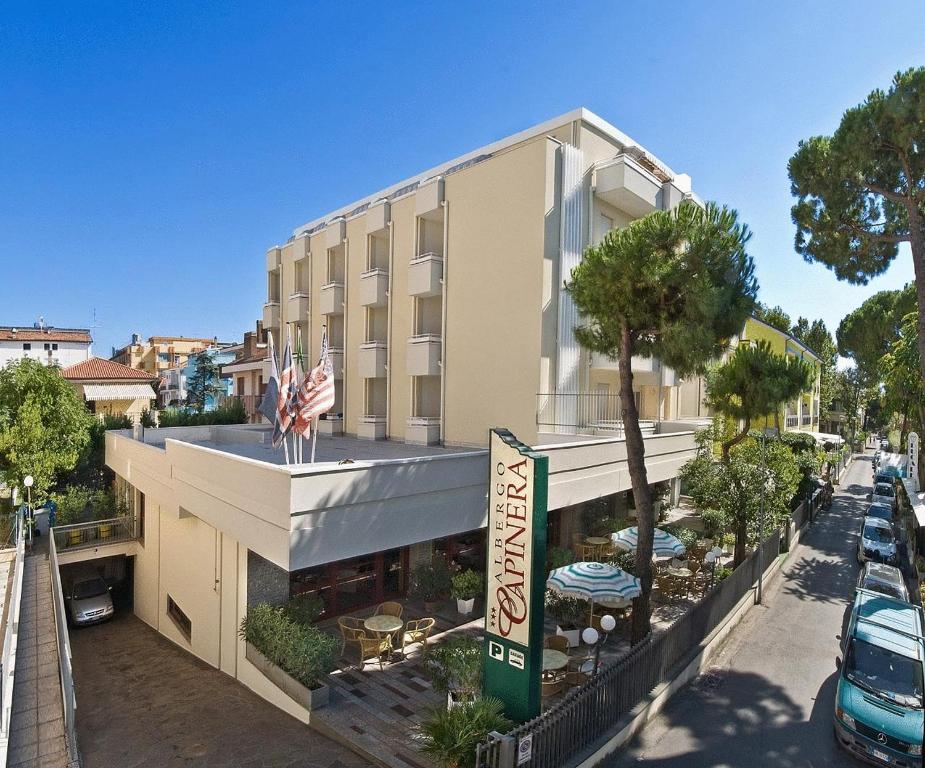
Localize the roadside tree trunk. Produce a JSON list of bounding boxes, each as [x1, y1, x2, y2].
[[905, 205, 925, 399], [619, 325, 654, 645], [733, 514, 748, 568]]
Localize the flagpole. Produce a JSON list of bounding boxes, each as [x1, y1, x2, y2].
[[311, 417, 318, 464]]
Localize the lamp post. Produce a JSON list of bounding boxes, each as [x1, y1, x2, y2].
[[23, 475, 33, 547], [705, 545, 724, 589], [582, 613, 615, 676], [756, 428, 778, 606]]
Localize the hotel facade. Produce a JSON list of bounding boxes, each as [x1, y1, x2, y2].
[[98, 109, 707, 721]]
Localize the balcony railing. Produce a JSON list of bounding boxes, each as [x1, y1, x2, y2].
[[785, 415, 799, 428], [802, 414, 811, 426], [537, 393, 657, 437], [52, 516, 137, 552]]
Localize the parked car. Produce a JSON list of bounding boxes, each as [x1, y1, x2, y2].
[[857, 562, 909, 602], [857, 517, 899, 566], [865, 502, 893, 523], [63, 574, 114, 626], [835, 589, 924, 765], [871, 482, 897, 512], [873, 471, 895, 486]]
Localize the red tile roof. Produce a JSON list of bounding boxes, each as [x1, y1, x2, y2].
[[0, 327, 92, 343], [61, 357, 158, 381]]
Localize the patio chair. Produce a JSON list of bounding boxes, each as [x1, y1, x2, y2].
[[565, 656, 594, 687], [375, 601, 404, 619], [580, 544, 598, 561], [541, 677, 565, 702], [543, 635, 570, 653], [337, 616, 365, 657], [400, 618, 436, 658], [355, 631, 393, 671], [571, 532, 586, 556]]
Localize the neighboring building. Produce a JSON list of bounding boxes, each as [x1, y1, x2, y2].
[[62, 357, 157, 423], [677, 315, 824, 435], [111, 334, 218, 376], [0, 322, 92, 368], [221, 320, 270, 423], [102, 108, 705, 720]]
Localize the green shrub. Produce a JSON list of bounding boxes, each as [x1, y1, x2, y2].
[[547, 546, 576, 570], [715, 566, 733, 583], [422, 635, 483, 699], [417, 697, 512, 768], [282, 593, 325, 625], [158, 400, 247, 428], [239, 603, 337, 689], [410, 559, 453, 602], [662, 524, 698, 552], [53, 486, 125, 526], [699, 508, 729, 540], [450, 569, 484, 601], [544, 589, 587, 629], [613, 551, 637, 576]]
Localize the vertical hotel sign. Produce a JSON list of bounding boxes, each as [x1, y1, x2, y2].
[[483, 428, 548, 723]]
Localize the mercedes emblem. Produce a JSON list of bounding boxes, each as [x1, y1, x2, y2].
[[877, 733, 887, 744]]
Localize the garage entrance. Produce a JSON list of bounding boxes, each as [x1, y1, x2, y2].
[[59, 554, 134, 615]]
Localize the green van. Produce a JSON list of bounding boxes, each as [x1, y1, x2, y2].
[[835, 589, 924, 766]]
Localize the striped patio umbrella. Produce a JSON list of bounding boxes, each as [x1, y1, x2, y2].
[[546, 561, 641, 601], [611, 526, 686, 557]]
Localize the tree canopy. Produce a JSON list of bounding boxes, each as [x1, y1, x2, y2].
[[836, 285, 915, 381], [705, 340, 814, 458], [753, 302, 792, 334], [568, 200, 757, 642], [0, 359, 94, 498], [185, 352, 225, 412]]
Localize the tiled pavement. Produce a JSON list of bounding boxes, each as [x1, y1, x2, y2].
[[70, 613, 372, 768], [8, 551, 71, 768]]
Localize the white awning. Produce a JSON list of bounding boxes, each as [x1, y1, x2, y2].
[[804, 431, 844, 446], [82, 384, 155, 402]]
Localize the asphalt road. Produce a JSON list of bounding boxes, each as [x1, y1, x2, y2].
[[605, 454, 873, 768]]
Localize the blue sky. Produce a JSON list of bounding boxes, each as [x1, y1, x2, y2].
[[1, 1, 922, 358]]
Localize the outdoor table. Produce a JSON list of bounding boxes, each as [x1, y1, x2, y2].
[[542, 649, 569, 677], [666, 567, 692, 578], [364, 615, 403, 658], [584, 537, 610, 546]]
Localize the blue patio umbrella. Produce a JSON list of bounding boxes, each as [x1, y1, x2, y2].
[[546, 561, 642, 602], [611, 526, 686, 557]]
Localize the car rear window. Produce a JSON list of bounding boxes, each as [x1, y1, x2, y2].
[[73, 578, 108, 600], [864, 580, 907, 601], [874, 483, 895, 497]]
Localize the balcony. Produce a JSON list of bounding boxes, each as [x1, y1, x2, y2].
[[415, 178, 444, 217], [786, 415, 799, 429], [407, 335, 442, 376], [287, 293, 310, 320], [358, 342, 387, 378], [358, 415, 387, 441], [802, 414, 811, 426], [317, 415, 344, 436], [408, 253, 443, 297], [406, 416, 441, 446], [536, 392, 657, 437], [366, 200, 390, 233], [319, 282, 345, 315], [266, 247, 281, 272], [360, 269, 389, 307], [262, 302, 280, 329], [589, 354, 675, 386], [325, 218, 346, 249], [594, 154, 662, 217], [329, 348, 344, 379]]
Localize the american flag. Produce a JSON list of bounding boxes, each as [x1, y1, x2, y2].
[[274, 335, 298, 447], [293, 329, 336, 435]]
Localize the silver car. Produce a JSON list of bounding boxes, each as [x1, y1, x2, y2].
[[65, 575, 114, 626], [857, 516, 899, 566], [871, 481, 897, 512], [857, 561, 909, 602]]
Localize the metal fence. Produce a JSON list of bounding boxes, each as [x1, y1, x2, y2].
[[52, 516, 137, 552], [477, 529, 783, 768], [49, 528, 80, 765], [0, 514, 25, 744], [536, 393, 657, 436]]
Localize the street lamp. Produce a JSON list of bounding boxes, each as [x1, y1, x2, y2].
[[705, 545, 724, 589], [582, 615, 615, 676], [23, 475, 33, 546]]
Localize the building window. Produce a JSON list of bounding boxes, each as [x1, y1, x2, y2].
[[52, 343, 58, 350], [167, 595, 192, 641], [22, 343, 30, 351], [137, 491, 145, 545]]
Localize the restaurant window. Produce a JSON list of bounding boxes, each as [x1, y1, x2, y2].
[[290, 547, 408, 619], [434, 530, 486, 572]]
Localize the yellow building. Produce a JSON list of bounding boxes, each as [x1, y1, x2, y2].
[[112, 334, 216, 377], [676, 315, 822, 433]]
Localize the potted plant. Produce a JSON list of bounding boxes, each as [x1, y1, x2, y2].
[[422, 635, 483, 708], [450, 569, 483, 616], [544, 589, 586, 647], [411, 558, 452, 612], [239, 603, 338, 710], [417, 696, 512, 768]]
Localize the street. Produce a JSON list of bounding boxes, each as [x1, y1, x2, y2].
[[605, 454, 873, 768]]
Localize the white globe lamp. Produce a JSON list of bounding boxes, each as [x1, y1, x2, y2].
[[600, 614, 617, 633], [581, 627, 599, 646], [23, 476, 33, 488]]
